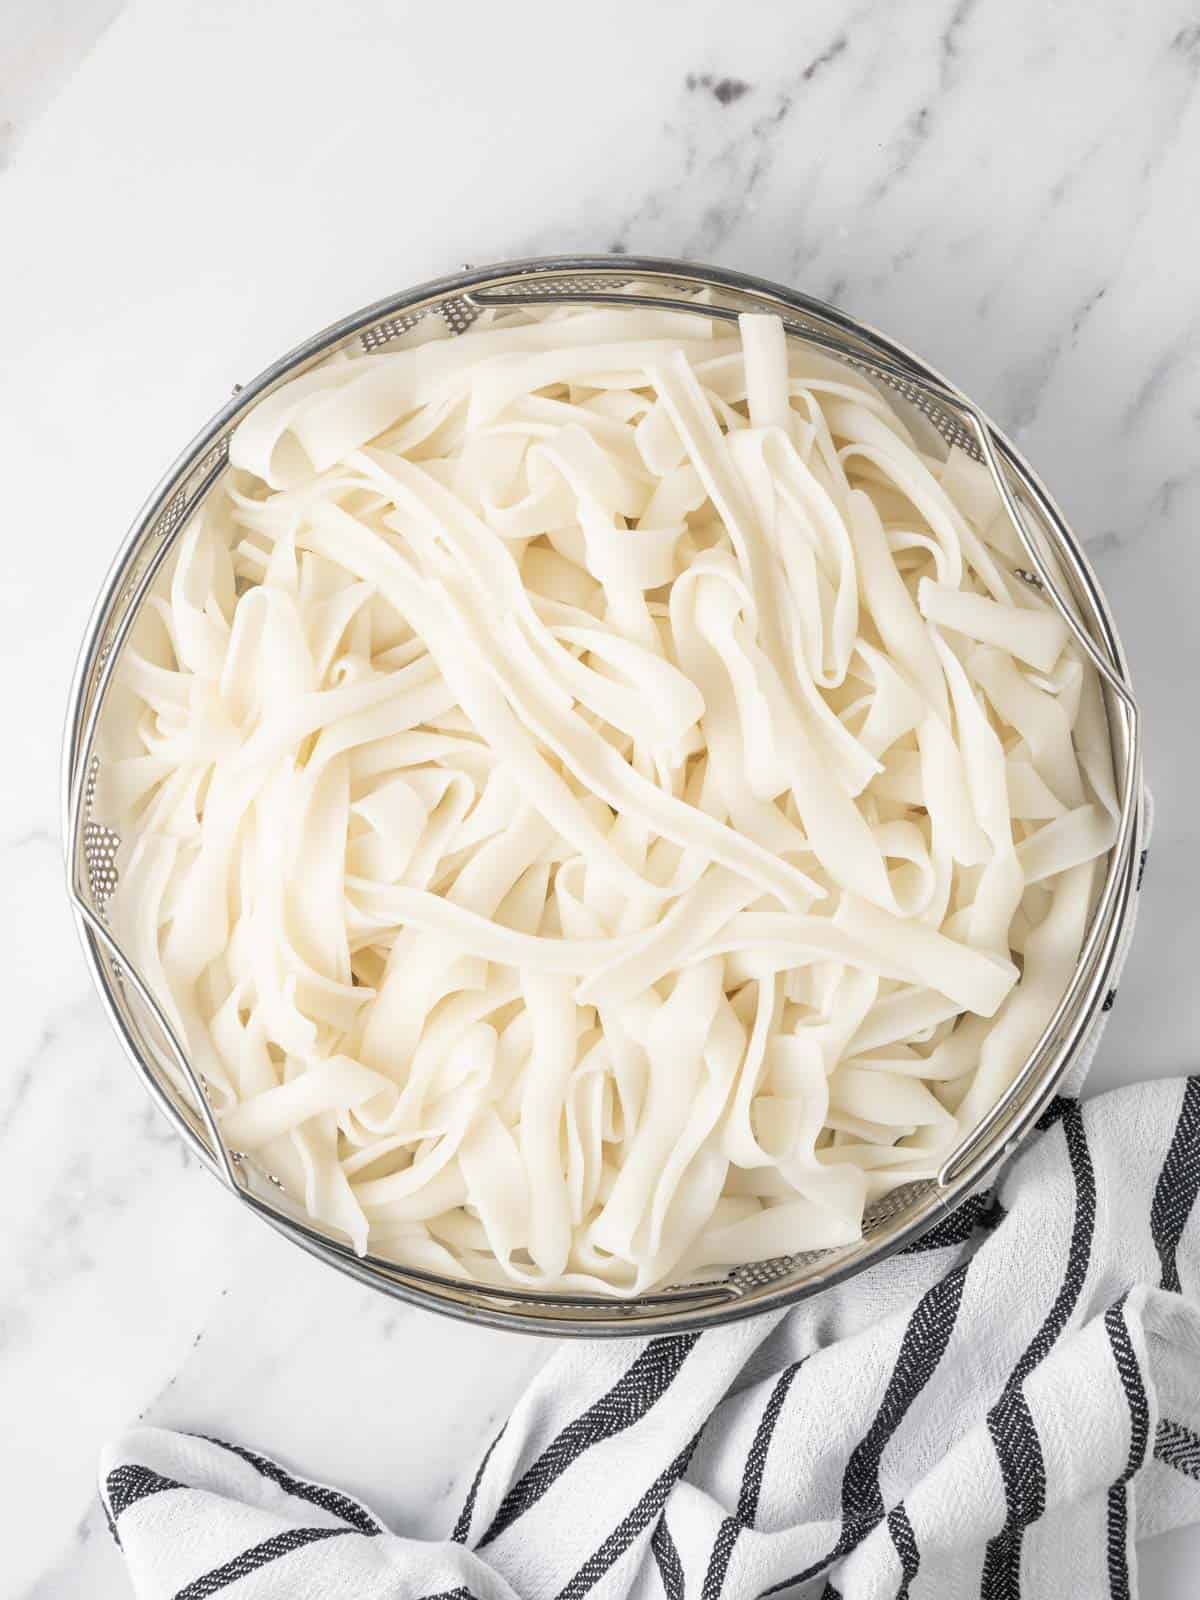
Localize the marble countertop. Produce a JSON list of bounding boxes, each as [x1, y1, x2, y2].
[[3, 1, 1200, 1593]]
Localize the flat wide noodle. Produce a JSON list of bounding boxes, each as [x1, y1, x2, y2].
[[109, 293, 1115, 1295]]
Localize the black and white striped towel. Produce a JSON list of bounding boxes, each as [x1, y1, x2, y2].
[[102, 1074, 1200, 1600]]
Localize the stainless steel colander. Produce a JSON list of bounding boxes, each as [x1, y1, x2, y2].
[[63, 257, 1144, 1335]]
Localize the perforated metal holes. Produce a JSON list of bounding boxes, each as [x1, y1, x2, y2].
[[863, 1179, 937, 1228], [855, 365, 981, 460], [729, 1251, 826, 1291], [440, 296, 482, 335], [480, 273, 634, 299], [152, 439, 230, 541], [81, 755, 121, 913], [83, 822, 120, 913], [722, 1179, 938, 1294], [360, 309, 428, 352]]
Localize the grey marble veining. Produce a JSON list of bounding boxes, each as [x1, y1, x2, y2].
[[3, 1, 1200, 1593]]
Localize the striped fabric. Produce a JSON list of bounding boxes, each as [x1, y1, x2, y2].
[[101, 1075, 1200, 1600]]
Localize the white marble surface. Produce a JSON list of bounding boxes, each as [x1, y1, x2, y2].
[[3, 1, 1200, 1593]]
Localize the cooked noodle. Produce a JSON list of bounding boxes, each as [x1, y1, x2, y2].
[[104, 293, 1114, 1293]]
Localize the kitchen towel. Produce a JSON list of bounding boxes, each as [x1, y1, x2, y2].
[[101, 1073, 1200, 1599]]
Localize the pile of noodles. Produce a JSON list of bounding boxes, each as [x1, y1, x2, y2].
[[102, 293, 1115, 1294]]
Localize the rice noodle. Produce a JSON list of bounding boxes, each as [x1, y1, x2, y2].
[[106, 294, 1115, 1294]]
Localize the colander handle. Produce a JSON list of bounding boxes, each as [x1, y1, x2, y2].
[[65, 879, 243, 1193]]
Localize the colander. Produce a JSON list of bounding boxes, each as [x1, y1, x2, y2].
[[63, 256, 1144, 1335]]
